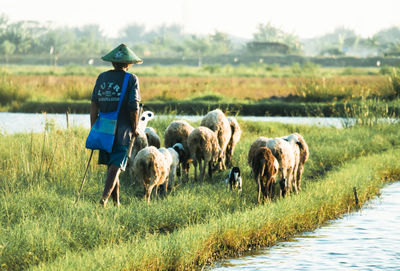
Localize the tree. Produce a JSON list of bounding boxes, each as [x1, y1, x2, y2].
[[252, 22, 302, 53], [209, 31, 231, 55], [120, 23, 146, 44], [374, 26, 400, 45], [0, 40, 16, 64], [185, 35, 211, 66]]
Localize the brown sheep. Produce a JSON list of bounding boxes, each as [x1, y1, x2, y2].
[[248, 137, 296, 197], [251, 147, 279, 203], [164, 120, 194, 182], [187, 126, 221, 182]]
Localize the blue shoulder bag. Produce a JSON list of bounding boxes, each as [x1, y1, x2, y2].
[[85, 72, 130, 153]]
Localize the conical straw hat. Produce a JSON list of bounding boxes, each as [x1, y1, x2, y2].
[[101, 43, 143, 64]]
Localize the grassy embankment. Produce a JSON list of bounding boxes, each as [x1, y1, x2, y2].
[[1, 64, 399, 116], [1, 115, 400, 270]]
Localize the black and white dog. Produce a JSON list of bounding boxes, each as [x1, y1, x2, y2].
[[225, 166, 242, 192]]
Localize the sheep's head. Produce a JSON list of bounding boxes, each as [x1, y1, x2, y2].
[[284, 134, 302, 148], [137, 111, 155, 132], [172, 143, 186, 162]]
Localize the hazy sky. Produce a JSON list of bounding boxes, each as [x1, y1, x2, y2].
[[2, 0, 399, 39]]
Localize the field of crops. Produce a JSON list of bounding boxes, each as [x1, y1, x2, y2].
[[1, 64, 399, 116]]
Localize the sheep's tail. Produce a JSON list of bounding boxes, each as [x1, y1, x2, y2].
[[253, 147, 275, 180], [138, 159, 153, 176]]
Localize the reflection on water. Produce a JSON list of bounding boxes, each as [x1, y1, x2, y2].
[[213, 182, 400, 270], [0, 112, 350, 134]]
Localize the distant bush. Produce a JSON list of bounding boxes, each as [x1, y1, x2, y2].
[[201, 64, 221, 74], [291, 62, 302, 75], [296, 78, 353, 102], [389, 68, 400, 96], [0, 76, 30, 105], [379, 65, 394, 75], [190, 92, 226, 102]]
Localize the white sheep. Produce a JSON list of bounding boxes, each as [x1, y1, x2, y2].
[[164, 120, 194, 181], [200, 109, 231, 171], [158, 143, 182, 190], [281, 134, 301, 194], [187, 126, 221, 182], [283, 133, 309, 192], [226, 116, 242, 168], [251, 147, 279, 203], [265, 138, 296, 197], [132, 146, 168, 203], [145, 127, 161, 148], [128, 110, 155, 161], [127, 111, 155, 181]]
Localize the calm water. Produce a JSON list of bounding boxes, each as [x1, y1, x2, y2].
[[212, 182, 400, 270], [0, 112, 351, 134]]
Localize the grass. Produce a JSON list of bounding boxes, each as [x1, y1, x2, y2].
[[1, 116, 400, 270]]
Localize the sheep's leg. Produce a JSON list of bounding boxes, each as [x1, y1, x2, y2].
[[183, 161, 190, 183], [208, 160, 213, 177], [164, 178, 169, 196], [146, 183, 157, 203], [169, 173, 175, 190], [297, 165, 304, 191], [221, 152, 227, 170], [287, 168, 295, 196], [291, 164, 299, 194], [201, 160, 207, 181], [193, 160, 198, 182], [278, 168, 285, 197], [257, 174, 262, 204]]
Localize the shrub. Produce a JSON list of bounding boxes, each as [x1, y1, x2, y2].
[[389, 68, 400, 96], [0, 76, 30, 105]]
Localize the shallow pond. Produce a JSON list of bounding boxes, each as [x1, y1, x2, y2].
[[212, 182, 400, 270], [0, 112, 351, 134]]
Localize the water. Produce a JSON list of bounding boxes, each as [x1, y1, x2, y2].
[[213, 182, 400, 270], [0, 112, 350, 134]]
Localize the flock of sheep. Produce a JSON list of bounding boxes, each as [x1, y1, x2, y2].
[[127, 109, 309, 203]]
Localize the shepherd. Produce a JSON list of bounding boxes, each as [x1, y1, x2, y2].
[[88, 43, 143, 207]]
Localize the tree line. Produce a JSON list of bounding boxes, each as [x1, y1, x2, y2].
[[0, 13, 399, 65]]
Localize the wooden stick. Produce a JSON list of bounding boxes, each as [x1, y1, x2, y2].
[[75, 150, 94, 203]]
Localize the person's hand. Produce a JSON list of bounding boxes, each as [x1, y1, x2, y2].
[[133, 129, 139, 137]]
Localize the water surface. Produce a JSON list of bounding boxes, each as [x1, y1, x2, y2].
[[0, 112, 349, 134], [212, 182, 400, 270]]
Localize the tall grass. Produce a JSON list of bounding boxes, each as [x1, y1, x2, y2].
[[1, 117, 400, 270], [34, 148, 400, 271], [0, 75, 30, 107], [0, 73, 390, 105]]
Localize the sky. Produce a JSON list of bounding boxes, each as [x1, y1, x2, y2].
[[1, 0, 400, 39]]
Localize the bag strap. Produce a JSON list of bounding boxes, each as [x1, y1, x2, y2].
[[116, 72, 130, 113]]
